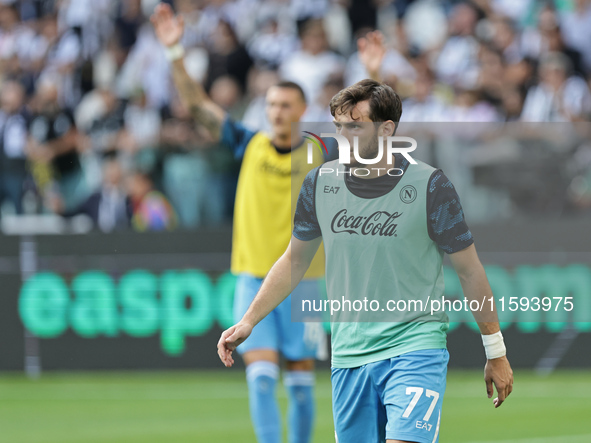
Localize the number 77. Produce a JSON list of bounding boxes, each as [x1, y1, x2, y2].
[[402, 387, 439, 422]]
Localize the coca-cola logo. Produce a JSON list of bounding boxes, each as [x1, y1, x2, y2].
[[330, 209, 402, 236]]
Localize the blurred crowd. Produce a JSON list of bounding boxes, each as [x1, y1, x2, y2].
[[1, 0, 591, 233]]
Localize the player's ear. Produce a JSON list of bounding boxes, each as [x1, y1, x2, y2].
[[379, 121, 395, 137], [299, 103, 307, 119]]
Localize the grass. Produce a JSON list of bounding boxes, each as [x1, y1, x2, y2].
[[0, 370, 590, 442]]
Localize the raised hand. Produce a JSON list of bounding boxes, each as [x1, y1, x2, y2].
[[357, 30, 387, 81], [150, 2, 184, 48]]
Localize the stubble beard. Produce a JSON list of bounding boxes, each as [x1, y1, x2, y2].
[[349, 131, 380, 168]]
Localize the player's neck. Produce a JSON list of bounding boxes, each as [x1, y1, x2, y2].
[[271, 132, 300, 151], [350, 154, 396, 179]]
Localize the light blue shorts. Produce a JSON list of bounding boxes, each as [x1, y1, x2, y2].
[[332, 349, 449, 443], [233, 274, 325, 361]]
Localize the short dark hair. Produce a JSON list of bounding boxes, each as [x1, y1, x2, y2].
[[329, 79, 402, 123], [274, 80, 307, 103]]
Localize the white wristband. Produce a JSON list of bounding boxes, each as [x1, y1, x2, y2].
[[165, 43, 185, 62], [481, 331, 506, 360]]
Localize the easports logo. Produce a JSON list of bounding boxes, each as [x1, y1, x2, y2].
[[304, 131, 418, 177]]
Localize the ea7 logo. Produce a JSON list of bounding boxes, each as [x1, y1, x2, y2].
[[415, 421, 433, 432], [324, 186, 340, 194]]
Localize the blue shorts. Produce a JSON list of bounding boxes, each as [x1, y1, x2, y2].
[[233, 274, 326, 361], [332, 349, 449, 443]]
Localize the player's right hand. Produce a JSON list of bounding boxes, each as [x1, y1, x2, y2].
[[217, 322, 253, 367], [357, 30, 386, 80], [150, 3, 184, 48]]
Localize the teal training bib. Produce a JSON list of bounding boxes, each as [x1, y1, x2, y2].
[[315, 160, 449, 368]]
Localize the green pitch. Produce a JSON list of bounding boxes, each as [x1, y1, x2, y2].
[[0, 370, 590, 443]]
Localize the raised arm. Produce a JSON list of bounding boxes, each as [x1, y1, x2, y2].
[[151, 3, 226, 140], [449, 244, 514, 408], [358, 30, 387, 82], [217, 236, 322, 367]]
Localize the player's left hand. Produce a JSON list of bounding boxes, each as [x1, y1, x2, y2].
[[217, 322, 253, 368], [484, 355, 514, 408]]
